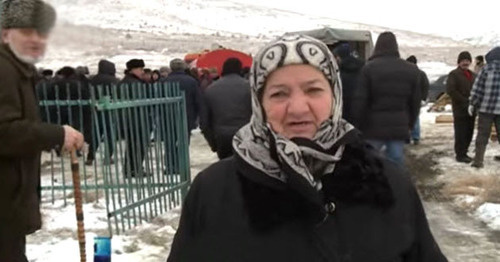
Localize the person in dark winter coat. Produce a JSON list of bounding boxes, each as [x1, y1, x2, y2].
[[447, 51, 476, 163], [120, 59, 150, 177], [198, 68, 213, 92], [85, 59, 120, 165], [159, 66, 171, 81], [200, 57, 252, 159], [91, 59, 119, 96], [48, 67, 90, 158], [0, 1, 84, 260], [120, 59, 146, 87], [167, 34, 447, 262], [143, 68, 153, 83], [161, 58, 202, 141], [36, 69, 53, 93], [36, 69, 54, 123], [469, 47, 500, 168], [152, 69, 161, 83], [406, 55, 430, 145], [351, 32, 421, 165], [333, 43, 364, 123], [50, 66, 90, 129]]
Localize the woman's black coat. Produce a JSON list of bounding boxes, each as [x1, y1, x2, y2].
[[167, 141, 447, 262]]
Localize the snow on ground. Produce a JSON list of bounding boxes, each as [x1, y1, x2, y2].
[[476, 203, 500, 230], [27, 132, 217, 261], [412, 104, 500, 231]]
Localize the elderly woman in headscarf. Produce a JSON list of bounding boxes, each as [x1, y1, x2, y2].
[[167, 35, 447, 262]]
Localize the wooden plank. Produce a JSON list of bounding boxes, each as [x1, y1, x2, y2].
[[435, 114, 454, 124]]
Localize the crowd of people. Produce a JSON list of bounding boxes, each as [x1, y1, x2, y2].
[[34, 54, 253, 170], [2, 0, 500, 261]]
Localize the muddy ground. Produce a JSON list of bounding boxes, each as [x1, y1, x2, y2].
[[406, 148, 500, 261]]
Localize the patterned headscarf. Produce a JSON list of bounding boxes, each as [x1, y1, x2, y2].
[[233, 34, 356, 191]]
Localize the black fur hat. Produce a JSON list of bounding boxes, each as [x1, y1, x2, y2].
[[57, 66, 76, 78], [1, 0, 56, 34], [126, 59, 145, 70]]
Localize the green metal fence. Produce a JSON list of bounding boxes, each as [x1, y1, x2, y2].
[[38, 80, 191, 235]]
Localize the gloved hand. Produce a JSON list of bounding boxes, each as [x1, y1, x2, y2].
[[468, 105, 476, 116]]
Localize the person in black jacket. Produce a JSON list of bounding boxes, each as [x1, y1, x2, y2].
[[406, 55, 430, 145], [333, 43, 364, 123], [120, 59, 150, 177], [447, 51, 476, 163], [200, 57, 252, 159], [351, 31, 421, 165], [167, 34, 447, 262], [36, 69, 54, 123], [50, 66, 90, 130], [85, 59, 119, 166]]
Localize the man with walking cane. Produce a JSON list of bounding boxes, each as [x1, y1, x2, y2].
[[0, 1, 84, 261]]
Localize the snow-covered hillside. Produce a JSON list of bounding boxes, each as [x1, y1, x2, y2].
[[46, 0, 470, 46], [462, 31, 500, 47], [41, 0, 490, 75]]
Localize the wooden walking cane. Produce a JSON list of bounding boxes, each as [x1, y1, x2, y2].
[[71, 150, 87, 262]]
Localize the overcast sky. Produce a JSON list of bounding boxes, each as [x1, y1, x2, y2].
[[233, 0, 498, 37]]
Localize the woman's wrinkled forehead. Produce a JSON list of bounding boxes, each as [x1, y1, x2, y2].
[[250, 34, 337, 94]]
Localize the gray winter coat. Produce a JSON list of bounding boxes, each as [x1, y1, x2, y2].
[[200, 74, 251, 152]]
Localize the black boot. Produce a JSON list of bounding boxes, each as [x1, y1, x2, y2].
[[456, 155, 472, 163]]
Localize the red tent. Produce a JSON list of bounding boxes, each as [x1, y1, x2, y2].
[[184, 50, 210, 63], [191, 49, 252, 76]]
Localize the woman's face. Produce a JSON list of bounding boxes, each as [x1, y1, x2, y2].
[[262, 64, 333, 139]]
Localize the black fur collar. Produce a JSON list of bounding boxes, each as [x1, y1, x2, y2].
[[237, 140, 395, 232]]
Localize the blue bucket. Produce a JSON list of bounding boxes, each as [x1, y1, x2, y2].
[[94, 236, 111, 262]]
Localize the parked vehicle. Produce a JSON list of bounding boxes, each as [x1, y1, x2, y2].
[[428, 74, 447, 102], [286, 27, 374, 61]]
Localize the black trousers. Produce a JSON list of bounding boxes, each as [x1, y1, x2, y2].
[[163, 129, 191, 174], [123, 125, 150, 176], [123, 106, 156, 176], [453, 113, 475, 158], [473, 113, 500, 164], [0, 231, 27, 262], [87, 114, 115, 162]]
